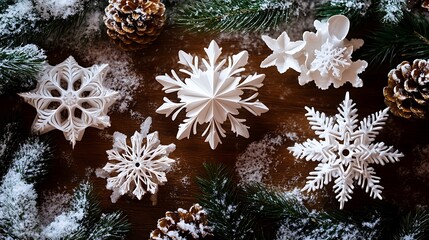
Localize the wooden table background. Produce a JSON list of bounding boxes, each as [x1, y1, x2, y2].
[[2, 24, 429, 239]]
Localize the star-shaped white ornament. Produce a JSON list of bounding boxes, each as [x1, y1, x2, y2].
[[260, 32, 305, 73], [156, 40, 268, 149], [288, 92, 403, 209], [19, 56, 118, 148], [99, 117, 176, 204]]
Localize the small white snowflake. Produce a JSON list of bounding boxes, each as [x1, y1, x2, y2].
[[156, 40, 268, 149], [19, 56, 118, 148], [100, 117, 176, 204], [311, 40, 351, 78], [288, 92, 403, 209]]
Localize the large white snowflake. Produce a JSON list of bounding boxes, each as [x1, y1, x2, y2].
[[288, 92, 403, 209], [100, 117, 176, 204], [18, 56, 118, 148], [156, 40, 268, 149]]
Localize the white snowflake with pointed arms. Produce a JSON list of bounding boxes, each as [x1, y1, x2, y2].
[[99, 117, 176, 204], [18, 56, 118, 148], [288, 92, 403, 209], [156, 40, 268, 149]]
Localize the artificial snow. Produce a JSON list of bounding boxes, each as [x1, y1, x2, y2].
[[34, 0, 88, 20], [380, 0, 406, 24], [235, 133, 288, 184]]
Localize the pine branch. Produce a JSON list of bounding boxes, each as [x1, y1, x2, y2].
[[10, 136, 52, 184], [359, 13, 429, 67], [0, 44, 46, 95], [197, 163, 255, 239], [316, 0, 374, 26], [175, 0, 301, 32], [394, 207, 429, 240], [0, 118, 24, 180], [87, 212, 130, 240]]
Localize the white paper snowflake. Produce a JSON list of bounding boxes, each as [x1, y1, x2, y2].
[[156, 40, 268, 149], [18, 56, 118, 148], [288, 92, 403, 209], [261, 15, 368, 90], [99, 117, 176, 204]]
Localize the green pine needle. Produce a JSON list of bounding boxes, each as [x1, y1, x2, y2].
[[197, 163, 255, 239], [0, 44, 46, 95], [87, 212, 131, 240], [10, 136, 52, 184], [394, 207, 429, 240], [359, 13, 429, 67], [175, 0, 300, 32], [316, 0, 373, 26]]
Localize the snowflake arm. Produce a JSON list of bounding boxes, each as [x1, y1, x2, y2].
[[156, 40, 268, 149], [334, 174, 355, 210], [365, 142, 404, 165], [288, 139, 332, 162], [305, 106, 338, 141], [335, 92, 358, 133], [358, 108, 389, 142], [302, 162, 337, 192]]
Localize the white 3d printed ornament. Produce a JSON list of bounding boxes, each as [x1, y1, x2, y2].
[[288, 92, 403, 209], [156, 40, 269, 149], [261, 15, 368, 90], [19, 56, 118, 148]]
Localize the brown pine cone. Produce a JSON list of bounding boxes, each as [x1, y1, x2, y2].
[[383, 59, 429, 119], [103, 0, 166, 50], [150, 204, 212, 240]]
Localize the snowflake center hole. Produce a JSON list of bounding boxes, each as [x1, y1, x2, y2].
[[341, 149, 350, 157], [135, 162, 140, 168]]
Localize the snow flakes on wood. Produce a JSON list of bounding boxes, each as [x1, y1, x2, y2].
[[156, 40, 268, 149], [288, 92, 403, 209], [19, 56, 118, 148], [98, 117, 176, 204], [261, 15, 368, 90]]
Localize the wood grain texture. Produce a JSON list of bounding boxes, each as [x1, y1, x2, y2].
[[2, 25, 429, 239]]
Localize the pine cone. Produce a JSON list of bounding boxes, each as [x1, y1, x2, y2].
[[383, 59, 429, 119], [423, 0, 429, 9], [103, 0, 166, 50], [150, 204, 212, 240]]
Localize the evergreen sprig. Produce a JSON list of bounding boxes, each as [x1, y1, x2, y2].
[[197, 163, 255, 239], [0, 44, 46, 95], [359, 13, 429, 67], [175, 0, 300, 32], [198, 163, 429, 239]]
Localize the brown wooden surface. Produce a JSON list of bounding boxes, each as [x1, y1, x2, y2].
[[3, 25, 429, 239]]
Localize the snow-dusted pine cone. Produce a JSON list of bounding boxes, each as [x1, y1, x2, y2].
[[103, 0, 166, 50], [150, 204, 212, 239], [383, 59, 429, 119]]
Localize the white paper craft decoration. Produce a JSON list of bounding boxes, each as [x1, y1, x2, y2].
[[19, 56, 118, 148], [288, 92, 403, 209], [98, 117, 176, 204], [156, 40, 269, 149], [261, 15, 368, 90]]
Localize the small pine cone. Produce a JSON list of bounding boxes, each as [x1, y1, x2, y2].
[[150, 203, 212, 240], [383, 59, 429, 119], [423, 0, 429, 9], [103, 0, 166, 50]]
